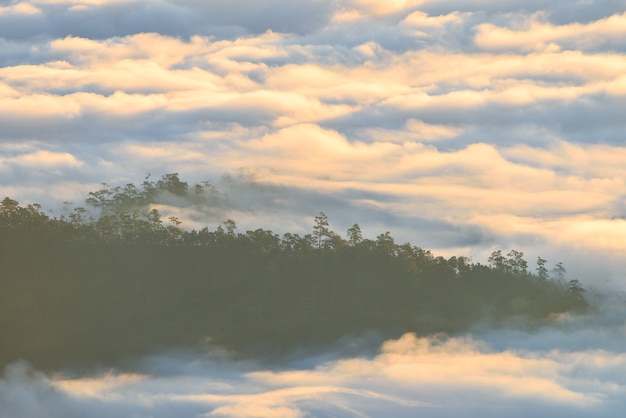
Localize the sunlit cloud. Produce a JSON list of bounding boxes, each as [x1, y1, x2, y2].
[[475, 12, 626, 52], [402, 10, 465, 28], [4, 325, 626, 417], [0, 3, 41, 15], [347, 0, 428, 16]]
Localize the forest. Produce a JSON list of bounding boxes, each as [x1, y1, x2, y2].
[[0, 173, 589, 370]]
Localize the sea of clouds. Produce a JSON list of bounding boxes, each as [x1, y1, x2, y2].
[[3, 297, 626, 418]]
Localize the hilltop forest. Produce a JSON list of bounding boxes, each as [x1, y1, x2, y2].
[[0, 173, 588, 370]]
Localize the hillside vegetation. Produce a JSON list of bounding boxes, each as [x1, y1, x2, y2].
[[0, 174, 588, 369]]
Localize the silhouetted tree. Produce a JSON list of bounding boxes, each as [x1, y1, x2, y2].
[[536, 257, 549, 280], [346, 223, 363, 247], [313, 212, 330, 250]]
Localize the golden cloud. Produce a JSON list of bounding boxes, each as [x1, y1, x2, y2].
[[0, 3, 41, 15], [475, 12, 626, 52]]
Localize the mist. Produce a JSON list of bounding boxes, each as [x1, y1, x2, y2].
[[3, 296, 626, 418]]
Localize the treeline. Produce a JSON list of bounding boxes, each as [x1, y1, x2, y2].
[[0, 174, 588, 370]]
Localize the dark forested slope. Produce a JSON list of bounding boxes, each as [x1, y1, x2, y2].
[[0, 174, 588, 370]]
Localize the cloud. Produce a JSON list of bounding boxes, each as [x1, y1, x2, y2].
[[402, 10, 465, 28], [0, 0, 334, 42], [5, 314, 626, 418], [345, 0, 428, 16], [3, 149, 82, 167], [475, 12, 626, 53], [0, 3, 42, 15]]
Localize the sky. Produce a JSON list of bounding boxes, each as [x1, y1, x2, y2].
[[2, 0, 626, 286], [3, 1, 626, 416]]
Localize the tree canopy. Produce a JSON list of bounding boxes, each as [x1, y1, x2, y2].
[[0, 173, 589, 370]]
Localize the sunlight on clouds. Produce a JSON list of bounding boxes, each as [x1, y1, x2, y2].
[[50, 34, 208, 68], [0, 3, 41, 15], [208, 34, 288, 62], [404, 119, 462, 141], [560, 218, 626, 255], [469, 214, 626, 259], [0, 82, 20, 98], [122, 143, 207, 162], [348, 0, 427, 16], [5, 150, 82, 167], [32, 0, 132, 4], [266, 62, 409, 107], [0, 91, 166, 118], [53, 373, 146, 399], [18, 332, 623, 417], [232, 130, 626, 260], [375, 334, 594, 404], [3, 31, 626, 138], [504, 141, 626, 179], [246, 333, 608, 408], [475, 12, 626, 52], [331, 8, 365, 23], [402, 10, 464, 28], [385, 49, 626, 93], [180, 386, 408, 418], [0, 94, 81, 118], [242, 124, 401, 179], [266, 64, 351, 93], [357, 119, 462, 143], [207, 404, 302, 418], [239, 128, 625, 206]]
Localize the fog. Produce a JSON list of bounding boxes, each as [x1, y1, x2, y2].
[[2, 292, 626, 418]]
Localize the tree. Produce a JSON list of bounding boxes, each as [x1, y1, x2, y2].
[[506, 250, 527, 275], [157, 173, 188, 196], [246, 229, 280, 254], [166, 216, 183, 245], [552, 262, 566, 282], [567, 279, 586, 304], [222, 219, 237, 237], [313, 212, 330, 250], [69, 207, 87, 226], [536, 257, 548, 280], [375, 231, 396, 256], [0, 197, 20, 228], [488, 250, 506, 271], [86, 184, 118, 214], [346, 223, 363, 247], [142, 173, 158, 202], [145, 208, 164, 243]]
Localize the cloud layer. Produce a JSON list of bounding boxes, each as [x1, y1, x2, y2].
[[4, 310, 626, 418], [1, 0, 625, 287]]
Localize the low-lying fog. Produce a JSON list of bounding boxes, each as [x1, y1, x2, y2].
[[2, 292, 626, 418]]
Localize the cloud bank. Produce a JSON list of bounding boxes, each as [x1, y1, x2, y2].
[[4, 310, 626, 418], [1, 0, 625, 287]]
